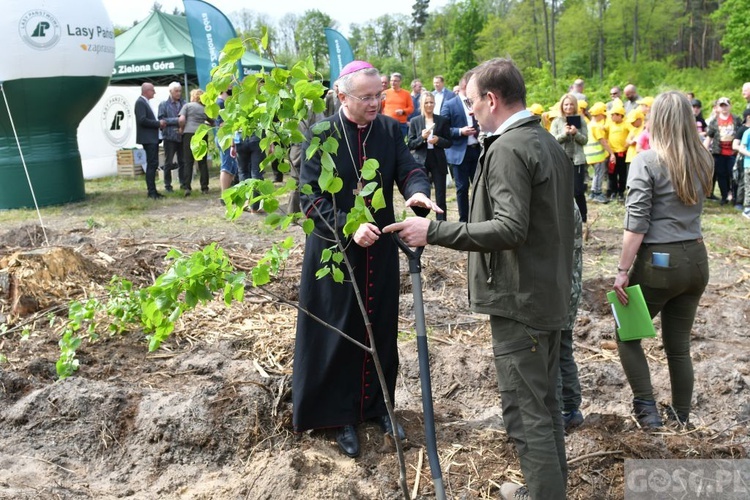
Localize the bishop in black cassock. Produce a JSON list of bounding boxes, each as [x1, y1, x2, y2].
[[292, 62, 440, 456]]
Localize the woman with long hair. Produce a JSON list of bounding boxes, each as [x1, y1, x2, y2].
[[613, 91, 713, 429], [551, 93, 588, 222], [407, 92, 452, 220]]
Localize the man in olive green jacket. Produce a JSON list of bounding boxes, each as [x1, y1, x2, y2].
[[385, 58, 574, 500]]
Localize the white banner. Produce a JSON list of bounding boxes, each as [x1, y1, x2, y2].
[[78, 86, 167, 178]]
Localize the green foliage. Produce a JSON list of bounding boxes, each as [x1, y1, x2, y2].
[[446, 0, 485, 84], [55, 245, 246, 377], [251, 237, 295, 286], [295, 10, 336, 73], [55, 297, 101, 379], [714, 0, 750, 82], [141, 243, 246, 351], [57, 330, 82, 379]]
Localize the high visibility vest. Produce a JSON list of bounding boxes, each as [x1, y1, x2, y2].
[[584, 124, 608, 164]]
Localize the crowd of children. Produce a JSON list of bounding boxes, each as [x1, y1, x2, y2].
[[528, 89, 750, 220]]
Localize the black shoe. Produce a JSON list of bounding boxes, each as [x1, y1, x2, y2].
[[148, 192, 165, 199], [201, 188, 210, 194], [184, 189, 191, 197], [378, 415, 405, 440], [335, 425, 360, 458], [165, 186, 174, 193], [562, 409, 584, 431], [633, 398, 663, 429], [665, 406, 691, 427]]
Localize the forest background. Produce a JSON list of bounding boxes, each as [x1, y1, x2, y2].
[[124, 0, 750, 110]]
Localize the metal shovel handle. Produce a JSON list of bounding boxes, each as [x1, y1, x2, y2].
[[392, 234, 446, 500]]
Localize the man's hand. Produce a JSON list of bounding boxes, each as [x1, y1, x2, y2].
[[382, 217, 431, 247], [404, 193, 444, 213], [353, 222, 381, 248]]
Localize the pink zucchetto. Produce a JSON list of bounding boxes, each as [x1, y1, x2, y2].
[[338, 60, 374, 78]]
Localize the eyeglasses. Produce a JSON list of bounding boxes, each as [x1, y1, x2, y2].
[[343, 92, 383, 104], [465, 92, 487, 111], [610, 92, 620, 96]]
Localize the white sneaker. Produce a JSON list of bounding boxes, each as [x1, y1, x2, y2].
[[743, 208, 750, 219]]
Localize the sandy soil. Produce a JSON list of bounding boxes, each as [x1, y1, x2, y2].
[[1, 194, 748, 499]]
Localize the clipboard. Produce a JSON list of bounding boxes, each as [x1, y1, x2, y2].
[[566, 115, 582, 129], [606, 285, 657, 342]]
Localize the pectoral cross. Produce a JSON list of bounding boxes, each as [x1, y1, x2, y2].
[[353, 180, 364, 196]]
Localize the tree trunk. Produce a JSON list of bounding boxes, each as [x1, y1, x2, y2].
[[532, 0, 542, 68], [597, 0, 606, 81], [542, 0, 551, 67], [632, 0, 638, 63], [550, 0, 557, 78]]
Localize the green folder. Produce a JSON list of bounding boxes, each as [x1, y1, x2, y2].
[[606, 285, 657, 342]]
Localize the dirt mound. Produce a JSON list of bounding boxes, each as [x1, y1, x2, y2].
[[1, 210, 749, 499]]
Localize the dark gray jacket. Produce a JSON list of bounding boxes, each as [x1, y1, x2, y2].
[[427, 115, 575, 330]]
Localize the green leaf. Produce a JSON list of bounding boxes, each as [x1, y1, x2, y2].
[[311, 121, 331, 134], [332, 252, 344, 264], [319, 169, 333, 191], [329, 176, 343, 193], [321, 248, 332, 263], [320, 151, 336, 173], [223, 38, 245, 62], [361, 159, 379, 180], [343, 219, 360, 237], [185, 290, 197, 308], [372, 188, 386, 210], [233, 283, 245, 302], [265, 213, 282, 226], [321, 137, 339, 154], [332, 267, 345, 283], [205, 102, 220, 119], [301, 184, 313, 195], [359, 181, 378, 197], [261, 27, 269, 50], [263, 197, 280, 213], [315, 267, 331, 280], [302, 218, 314, 235], [252, 265, 271, 286]]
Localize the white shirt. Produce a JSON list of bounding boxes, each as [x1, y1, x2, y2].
[[460, 96, 479, 146], [493, 110, 533, 136], [434, 91, 445, 115]]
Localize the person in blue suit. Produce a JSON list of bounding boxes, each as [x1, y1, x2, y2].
[[432, 75, 456, 116], [444, 72, 480, 222]]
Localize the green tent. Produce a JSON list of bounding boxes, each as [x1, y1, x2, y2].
[[112, 10, 277, 86]]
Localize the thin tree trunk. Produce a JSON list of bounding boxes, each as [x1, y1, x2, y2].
[[598, 0, 606, 81], [701, 16, 708, 69], [633, 0, 638, 64], [542, 0, 551, 66], [532, 0, 542, 68], [550, 0, 557, 78]]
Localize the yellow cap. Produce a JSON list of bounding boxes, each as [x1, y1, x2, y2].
[[626, 109, 645, 123], [637, 96, 654, 107], [609, 103, 626, 116], [589, 102, 607, 116], [578, 100, 588, 110], [528, 103, 544, 116]]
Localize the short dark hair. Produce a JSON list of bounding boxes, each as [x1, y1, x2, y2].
[[743, 108, 750, 122], [470, 58, 526, 107]]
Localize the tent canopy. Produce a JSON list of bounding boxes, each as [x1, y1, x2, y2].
[[112, 10, 277, 86]]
